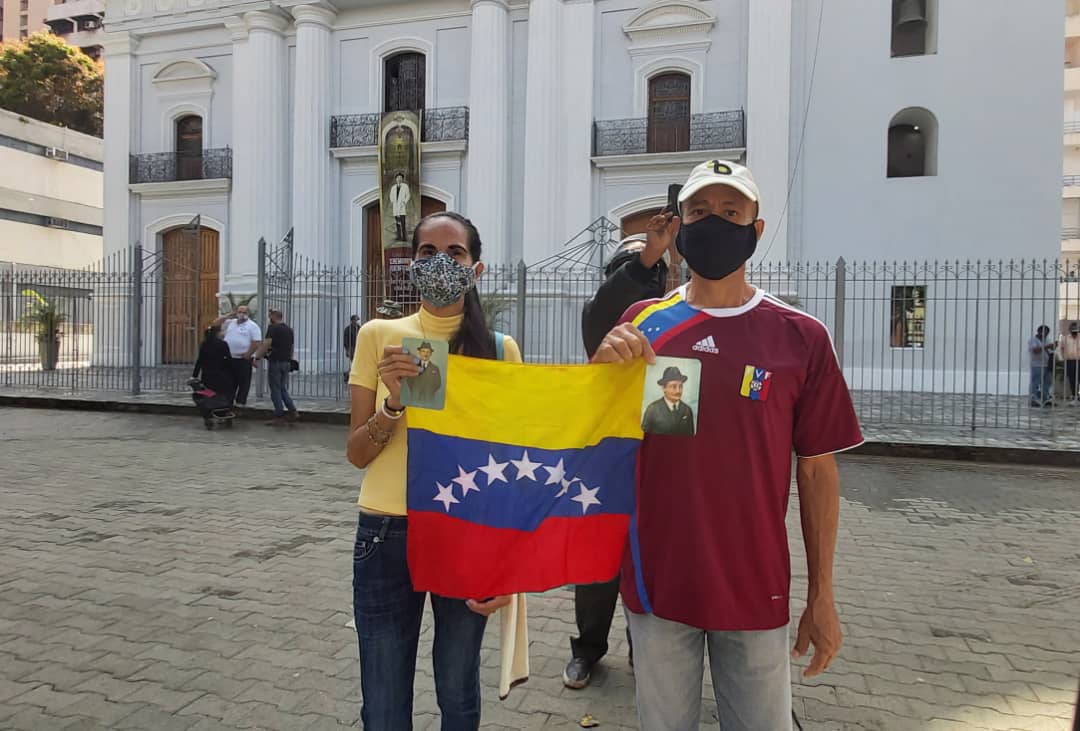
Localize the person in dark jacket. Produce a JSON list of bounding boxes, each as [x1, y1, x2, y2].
[[192, 324, 234, 400], [344, 314, 360, 383], [564, 229, 671, 691], [580, 233, 672, 359]]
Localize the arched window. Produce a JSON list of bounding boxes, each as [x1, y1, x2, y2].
[[888, 108, 937, 178], [384, 52, 425, 113], [647, 72, 690, 154], [891, 0, 937, 58], [175, 115, 203, 181]]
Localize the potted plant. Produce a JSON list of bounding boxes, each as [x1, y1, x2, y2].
[[20, 289, 66, 371]]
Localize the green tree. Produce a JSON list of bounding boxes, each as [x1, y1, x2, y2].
[[0, 32, 103, 137]]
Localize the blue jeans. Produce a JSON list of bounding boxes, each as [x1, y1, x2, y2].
[[352, 513, 488, 731], [1030, 365, 1053, 404], [267, 360, 296, 416], [627, 610, 792, 731]]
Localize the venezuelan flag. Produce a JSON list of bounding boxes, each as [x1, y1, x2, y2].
[[406, 356, 645, 599]]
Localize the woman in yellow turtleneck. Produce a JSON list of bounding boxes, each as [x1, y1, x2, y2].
[[346, 212, 523, 730]]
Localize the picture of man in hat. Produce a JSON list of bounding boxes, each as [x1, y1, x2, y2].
[[641, 364, 696, 436], [405, 340, 442, 404]]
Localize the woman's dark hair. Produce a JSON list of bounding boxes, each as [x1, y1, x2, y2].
[[411, 211, 496, 359], [204, 324, 221, 342]]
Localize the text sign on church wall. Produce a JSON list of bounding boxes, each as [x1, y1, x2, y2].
[[378, 111, 422, 304]]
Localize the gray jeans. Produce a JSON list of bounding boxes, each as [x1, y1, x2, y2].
[[626, 611, 792, 731]]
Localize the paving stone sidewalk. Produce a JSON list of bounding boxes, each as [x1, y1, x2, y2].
[[0, 408, 1078, 730]]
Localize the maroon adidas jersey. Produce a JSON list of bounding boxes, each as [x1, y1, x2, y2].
[[619, 287, 862, 630]]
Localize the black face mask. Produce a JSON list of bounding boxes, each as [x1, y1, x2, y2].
[[676, 214, 758, 281]]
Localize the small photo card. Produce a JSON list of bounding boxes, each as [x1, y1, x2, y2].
[[640, 356, 701, 437], [400, 337, 449, 410]]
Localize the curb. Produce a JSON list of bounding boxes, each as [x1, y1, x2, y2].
[[2, 394, 1078, 467], [0, 394, 350, 426]]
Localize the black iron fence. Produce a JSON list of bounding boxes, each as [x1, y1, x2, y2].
[[593, 110, 746, 157], [129, 148, 233, 184], [330, 107, 470, 149], [4, 247, 1080, 435]]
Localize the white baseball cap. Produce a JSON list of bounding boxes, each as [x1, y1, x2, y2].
[[677, 160, 761, 211]]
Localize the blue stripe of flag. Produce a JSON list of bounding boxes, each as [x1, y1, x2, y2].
[[637, 300, 699, 345], [407, 430, 637, 531]]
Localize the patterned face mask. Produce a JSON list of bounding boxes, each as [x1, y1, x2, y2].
[[409, 252, 477, 308]]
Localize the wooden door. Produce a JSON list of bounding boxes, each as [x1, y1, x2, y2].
[[162, 227, 219, 364], [364, 196, 446, 318], [647, 73, 691, 154]]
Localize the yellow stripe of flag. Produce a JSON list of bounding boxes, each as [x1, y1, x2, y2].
[[739, 365, 755, 397], [407, 356, 646, 451]]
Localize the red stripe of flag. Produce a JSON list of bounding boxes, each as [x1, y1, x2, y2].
[[407, 512, 630, 599]]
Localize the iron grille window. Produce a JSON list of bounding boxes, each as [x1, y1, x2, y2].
[[647, 73, 690, 154], [384, 52, 425, 113], [890, 285, 926, 348]]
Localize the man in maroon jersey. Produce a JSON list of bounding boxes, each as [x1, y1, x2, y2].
[[593, 160, 863, 730]]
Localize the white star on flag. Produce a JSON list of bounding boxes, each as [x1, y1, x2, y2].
[[477, 455, 509, 486], [556, 478, 577, 498], [542, 458, 567, 487], [510, 450, 542, 482], [571, 484, 602, 514], [452, 466, 481, 496], [433, 482, 459, 512]]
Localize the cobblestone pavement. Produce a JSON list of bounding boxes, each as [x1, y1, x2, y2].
[[1, 408, 1078, 731], [6, 385, 1080, 453]]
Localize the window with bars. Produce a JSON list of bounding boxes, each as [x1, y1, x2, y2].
[[384, 52, 425, 113], [890, 285, 926, 348], [647, 72, 690, 154]]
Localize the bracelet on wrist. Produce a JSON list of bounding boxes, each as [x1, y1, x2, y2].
[[382, 398, 405, 420], [365, 413, 392, 446]]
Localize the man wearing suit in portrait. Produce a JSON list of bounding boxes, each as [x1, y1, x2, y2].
[[407, 341, 442, 404], [641, 366, 695, 436]]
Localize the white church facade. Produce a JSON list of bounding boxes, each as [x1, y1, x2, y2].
[[99, 0, 1064, 388]]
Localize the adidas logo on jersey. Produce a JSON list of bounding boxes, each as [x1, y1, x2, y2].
[[692, 335, 720, 354]]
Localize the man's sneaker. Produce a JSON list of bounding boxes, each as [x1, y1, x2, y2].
[[562, 657, 592, 690], [286, 410, 300, 423]]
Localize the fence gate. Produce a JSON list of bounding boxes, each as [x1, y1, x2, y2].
[[255, 229, 294, 396]]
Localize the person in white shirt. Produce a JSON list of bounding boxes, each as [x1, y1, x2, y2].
[[389, 173, 411, 242], [212, 305, 262, 407]]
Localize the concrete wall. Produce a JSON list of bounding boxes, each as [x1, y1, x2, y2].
[[0, 109, 103, 268], [0, 221, 102, 268], [792, 0, 1063, 264]]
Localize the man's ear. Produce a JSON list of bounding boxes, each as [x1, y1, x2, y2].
[[754, 219, 766, 241], [474, 262, 486, 279]]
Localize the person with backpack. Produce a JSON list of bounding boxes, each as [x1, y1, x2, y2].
[[345, 211, 522, 730]]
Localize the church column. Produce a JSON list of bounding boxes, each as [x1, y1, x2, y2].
[[290, 3, 336, 267], [99, 32, 138, 367], [746, 0, 792, 264], [521, 0, 561, 264], [289, 3, 337, 372], [557, 0, 594, 250], [102, 32, 137, 259], [227, 10, 289, 282], [465, 0, 511, 263]]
